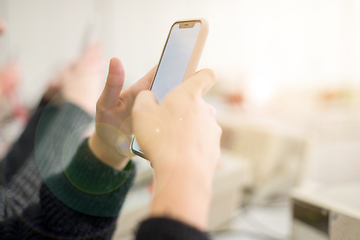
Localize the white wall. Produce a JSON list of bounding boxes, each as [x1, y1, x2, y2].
[[1, 0, 359, 108], [0, 0, 97, 107]]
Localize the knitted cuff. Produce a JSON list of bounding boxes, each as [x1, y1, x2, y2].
[[136, 217, 210, 240], [44, 139, 136, 217], [64, 138, 133, 194]]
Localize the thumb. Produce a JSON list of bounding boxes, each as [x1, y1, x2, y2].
[[97, 58, 125, 109], [183, 69, 216, 97]]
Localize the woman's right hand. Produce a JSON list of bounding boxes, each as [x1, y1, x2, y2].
[[132, 69, 222, 230]]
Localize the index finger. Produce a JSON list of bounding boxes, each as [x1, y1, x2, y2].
[[130, 65, 157, 96], [182, 69, 216, 96]]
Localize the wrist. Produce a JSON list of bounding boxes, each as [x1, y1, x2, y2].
[[88, 133, 131, 171], [151, 179, 212, 230], [151, 157, 213, 230]]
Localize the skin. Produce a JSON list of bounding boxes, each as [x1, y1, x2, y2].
[[133, 69, 222, 230], [1, 16, 221, 229], [54, 44, 104, 115], [88, 58, 156, 170], [90, 57, 221, 229]]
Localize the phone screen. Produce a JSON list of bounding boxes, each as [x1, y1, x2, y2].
[[131, 21, 202, 156]]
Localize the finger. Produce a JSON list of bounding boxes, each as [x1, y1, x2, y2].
[[98, 58, 125, 109], [132, 91, 166, 157], [132, 90, 159, 114], [130, 65, 157, 96], [205, 103, 217, 118], [182, 69, 216, 96]]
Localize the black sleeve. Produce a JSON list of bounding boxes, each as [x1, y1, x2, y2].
[[0, 139, 136, 240], [1, 98, 54, 186], [0, 100, 93, 220], [1, 100, 136, 239], [136, 217, 211, 240]]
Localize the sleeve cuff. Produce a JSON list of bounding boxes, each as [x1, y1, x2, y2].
[[64, 138, 133, 194], [44, 138, 136, 217], [136, 217, 210, 240]]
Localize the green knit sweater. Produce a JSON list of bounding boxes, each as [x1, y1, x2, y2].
[[0, 100, 209, 240], [0, 101, 135, 239]]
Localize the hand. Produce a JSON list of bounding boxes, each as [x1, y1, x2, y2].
[[44, 44, 104, 115], [0, 62, 20, 96], [132, 69, 222, 230], [88, 58, 156, 170]]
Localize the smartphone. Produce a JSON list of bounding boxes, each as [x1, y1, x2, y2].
[[131, 19, 209, 159]]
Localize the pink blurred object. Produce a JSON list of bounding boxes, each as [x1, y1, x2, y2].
[[0, 63, 28, 122], [0, 17, 6, 35], [0, 63, 19, 93]]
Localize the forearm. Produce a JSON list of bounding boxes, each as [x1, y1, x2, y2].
[[0, 182, 123, 240], [135, 159, 213, 240], [38, 182, 120, 239], [46, 138, 136, 216], [41, 138, 136, 235], [0, 139, 136, 239], [151, 164, 212, 231], [0, 99, 93, 220], [2, 97, 55, 179]]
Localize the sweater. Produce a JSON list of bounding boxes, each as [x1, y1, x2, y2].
[[0, 99, 210, 240]]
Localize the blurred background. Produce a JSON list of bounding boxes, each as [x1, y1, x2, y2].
[[0, 0, 359, 239]]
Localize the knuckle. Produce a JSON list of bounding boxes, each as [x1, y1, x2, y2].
[[209, 104, 216, 116], [137, 90, 148, 98], [134, 90, 158, 111], [203, 102, 216, 117], [217, 124, 223, 135], [191, 92, 200, 101], [136, 90, 153, 103], [202, 69, 217, 82]]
